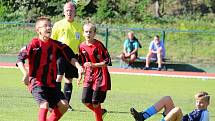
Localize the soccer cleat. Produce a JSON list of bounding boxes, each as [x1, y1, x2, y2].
[[143, 67, 149, 70], [102, 108, 107, 118], [68, 105, 74, 111], [130, 107, 145, 121]]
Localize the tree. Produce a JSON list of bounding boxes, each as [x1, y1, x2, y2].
[[151, 0, 165, 17]]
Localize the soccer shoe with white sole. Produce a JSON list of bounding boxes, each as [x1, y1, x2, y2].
[[68, 105, 74, 111]]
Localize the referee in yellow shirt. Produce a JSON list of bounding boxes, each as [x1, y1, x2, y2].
[[51, 1, 84, 111]]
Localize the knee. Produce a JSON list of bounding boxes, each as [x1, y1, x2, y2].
[[130, 54, 137, 60], [56, 75, 63, 82], [92, 104, 100, 108], [84, 103, 91, 107], [174, 107, 182, 113], [120, 53, 125, 59], [39, 101, 49, 109], [62, 99, 69, 107], [163, 96, 172, 101]]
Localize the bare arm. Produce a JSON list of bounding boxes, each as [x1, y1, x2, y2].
[[17, 62, 29, 85], [84, 61, 107, 68], [130, 48, 138, 55], [70, 58, 83, 86]]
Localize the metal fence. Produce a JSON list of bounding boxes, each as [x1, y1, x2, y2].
[[97, 26, 215, 65], [1, 22, 215, 68]]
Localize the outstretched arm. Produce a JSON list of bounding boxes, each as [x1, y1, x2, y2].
[[16, 46, 29, 85]]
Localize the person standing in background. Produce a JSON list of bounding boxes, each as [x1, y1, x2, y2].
[[51, 1, 84, 111]]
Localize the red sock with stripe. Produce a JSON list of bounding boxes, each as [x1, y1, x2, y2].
[[38, 108, 48, 121], [86, 104, 95, 112], [94, 105, 103, 121], [47, 107, 62, 121]]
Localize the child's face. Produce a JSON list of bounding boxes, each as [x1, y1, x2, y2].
[[36, 20, 52, 39], [154, 36, 160, 43], [195, 98, 209, 110], [83, 25, 95, 42]]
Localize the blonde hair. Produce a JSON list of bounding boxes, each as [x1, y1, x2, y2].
[[84, 19, 96, 32], [195, 91, 210, 104], [35, 16, 51, 29]]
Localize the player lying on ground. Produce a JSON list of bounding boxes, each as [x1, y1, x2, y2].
[[130, 91, 209, 121]]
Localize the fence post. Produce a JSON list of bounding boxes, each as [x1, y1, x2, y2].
[[162, 30, 165, 44], [105, 28, 109, 48]]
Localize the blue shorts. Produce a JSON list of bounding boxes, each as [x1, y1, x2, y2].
[[151, 53, 165, 59], [31, 86, 66, 109]]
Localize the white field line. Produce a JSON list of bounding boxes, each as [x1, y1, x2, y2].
[[110, 71, 215, 80]]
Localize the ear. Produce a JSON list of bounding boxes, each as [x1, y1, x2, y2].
[[35, 27, 40, 34]]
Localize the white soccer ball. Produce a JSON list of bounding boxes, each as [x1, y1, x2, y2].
[[72, 0, 91, 6]]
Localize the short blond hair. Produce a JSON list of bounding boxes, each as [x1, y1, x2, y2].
[[83, 20, 96, 32], [35, 16, 51, 29], [195, 91, 210, 104]]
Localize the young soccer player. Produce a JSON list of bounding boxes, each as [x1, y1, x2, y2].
[[78, 22, 112, 121], [16, 16, 83, 121], [130, 91, 210, 121]]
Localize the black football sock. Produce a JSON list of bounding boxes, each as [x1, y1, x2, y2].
[[56, 82, 61, 91], [64, 83, 73, 103]]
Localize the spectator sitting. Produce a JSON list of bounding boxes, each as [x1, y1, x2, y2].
[[120, 32, 142, 68], [144, 35, 165, 71]]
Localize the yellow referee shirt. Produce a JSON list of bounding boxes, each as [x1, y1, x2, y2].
[[51, 18, 84, 54]]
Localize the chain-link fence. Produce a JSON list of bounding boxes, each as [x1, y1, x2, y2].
[[1, 22, 215, 71]]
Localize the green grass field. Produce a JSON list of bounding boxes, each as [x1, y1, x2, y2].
[[0, 68, 214, 121]]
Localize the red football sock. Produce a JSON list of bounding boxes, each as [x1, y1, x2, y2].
[[86, 104, 95, 112], [47, 107, 62, 121], [94, 105, 103, 121], [38, 108, 48, 121]]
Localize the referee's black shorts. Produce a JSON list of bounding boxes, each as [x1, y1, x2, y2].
[[57, 56, 78, 79]]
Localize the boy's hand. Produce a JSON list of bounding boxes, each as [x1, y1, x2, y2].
[[125, 53, 130, 57], [77, 66, 83, 86], [22, 74, 29, 85], [84, 62, 93, 68]]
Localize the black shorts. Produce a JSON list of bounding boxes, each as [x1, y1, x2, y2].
[[57, 56, 78, 79], [82, 87, 107, 104], [31, 86, 66, 109]]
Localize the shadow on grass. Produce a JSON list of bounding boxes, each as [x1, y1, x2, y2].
[[128, 62, 206, 72], [71, 109, 130, 114]]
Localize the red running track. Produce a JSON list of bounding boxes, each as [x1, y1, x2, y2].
[[1, 62, 214, 79]]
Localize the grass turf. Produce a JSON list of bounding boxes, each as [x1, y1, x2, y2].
[[0, 68, 214, 121]]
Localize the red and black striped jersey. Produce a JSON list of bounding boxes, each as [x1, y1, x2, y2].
[[17, 37, 75, 89], [79, 39, 112, 91]]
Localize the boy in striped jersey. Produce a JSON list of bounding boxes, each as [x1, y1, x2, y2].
[[16, 16, 83, 121]]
